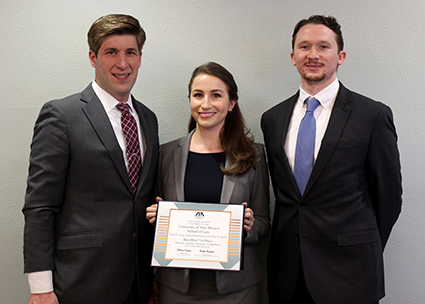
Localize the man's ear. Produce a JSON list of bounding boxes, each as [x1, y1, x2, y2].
[[89, 50, 97, 68], [290, 52, 296, 66], [338, 50, 347, 66]]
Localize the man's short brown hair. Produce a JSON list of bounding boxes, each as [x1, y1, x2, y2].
[[292, 15, 344, 52], [88, 14, 146, 56]]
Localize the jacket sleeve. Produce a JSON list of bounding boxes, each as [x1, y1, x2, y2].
[[23, 101, 69, 273], [366, 105, 402, 248], [245, 144, 270, 244]]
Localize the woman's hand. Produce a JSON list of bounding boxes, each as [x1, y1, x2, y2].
[[242, 202, 255, 232], [146, 197, 163, 226]]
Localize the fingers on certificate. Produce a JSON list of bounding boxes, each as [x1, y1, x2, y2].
[[146, 203, 159, 225], [242, 202, 255, 232], [146, 197, 164, 225]]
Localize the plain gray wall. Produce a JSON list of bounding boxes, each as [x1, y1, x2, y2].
[[1, 0, 424, 303]]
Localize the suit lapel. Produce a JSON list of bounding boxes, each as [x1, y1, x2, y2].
[[133, 98, 156, 194], [174, 132, 193, 201], [80, 85, 131, 192], [220, 157, 237, 203], [305, 83, 352, 195], [277, 93, 301, 197]]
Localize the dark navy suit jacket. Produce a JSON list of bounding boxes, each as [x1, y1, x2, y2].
[[261, 83, 402, 304]]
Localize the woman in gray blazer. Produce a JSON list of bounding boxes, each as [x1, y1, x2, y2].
[[146, 62, 270, 304]]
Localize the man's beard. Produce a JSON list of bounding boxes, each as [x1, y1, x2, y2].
[[301, 61, 326, 82], [302, 72, 326, 83]]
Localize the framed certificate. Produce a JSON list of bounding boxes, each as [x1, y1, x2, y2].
[[151, 201, 245, 271]]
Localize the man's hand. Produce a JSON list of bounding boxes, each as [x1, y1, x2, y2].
[[28, 292, 59, 304], [146, 197, 163, 226]]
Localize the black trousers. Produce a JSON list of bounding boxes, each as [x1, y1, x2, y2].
[[269, 262, 315, 304], [269, 262, 379, 304], [123, 275, 143, 304]]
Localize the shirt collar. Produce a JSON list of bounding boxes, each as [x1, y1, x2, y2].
[[298, 78, 340, 109], [91, 81, 135, 114]]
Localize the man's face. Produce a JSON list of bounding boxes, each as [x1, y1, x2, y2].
[[291, 24, 346, 91], [89, 34, 141, 103]]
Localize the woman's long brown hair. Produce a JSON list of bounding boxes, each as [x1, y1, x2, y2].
[[188, 62, 257, 175]]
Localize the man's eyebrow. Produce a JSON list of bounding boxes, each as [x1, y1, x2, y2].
[[297, 40, 332, 45]]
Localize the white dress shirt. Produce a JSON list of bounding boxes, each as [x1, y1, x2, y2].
[[28, 81, 145, 294], [284, 78, 340, 171], [92, 81, 146, 167]]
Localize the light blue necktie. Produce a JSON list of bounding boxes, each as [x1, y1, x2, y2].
[[294, 97, 320, 195]]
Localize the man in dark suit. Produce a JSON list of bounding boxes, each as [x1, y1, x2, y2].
[[23, 14, 158, 304], [261, 15, 402, 304]]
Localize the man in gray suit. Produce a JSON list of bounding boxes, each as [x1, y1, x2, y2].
[[23, 14, 158, 304]]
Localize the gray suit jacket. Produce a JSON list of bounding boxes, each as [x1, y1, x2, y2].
[[23, 84, 159, 304], [155, 131, 270, 294]]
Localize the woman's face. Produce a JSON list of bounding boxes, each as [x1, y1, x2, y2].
[[190, 73, 236, 133]]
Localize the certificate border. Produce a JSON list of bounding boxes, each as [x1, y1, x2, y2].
[[164, 209, 232, 263], [151, 201, 244, 271]]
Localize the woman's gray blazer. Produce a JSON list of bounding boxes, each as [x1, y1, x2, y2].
[[155, 131, 270, 294]]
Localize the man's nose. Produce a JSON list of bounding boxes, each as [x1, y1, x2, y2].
[[307, 46, 319, 59], [116, 52, 129, 69]]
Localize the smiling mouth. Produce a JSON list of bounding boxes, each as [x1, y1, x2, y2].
[[305, 62, 324, 68], [199, 112, 216, 118], [114, 73, 130, 79]]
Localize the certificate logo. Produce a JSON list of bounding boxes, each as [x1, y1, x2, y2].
[[195, 211, 204, 219]]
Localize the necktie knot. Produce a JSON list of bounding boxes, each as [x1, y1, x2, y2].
[[116, 103, 131, 115], [305, 97, 320, 114]]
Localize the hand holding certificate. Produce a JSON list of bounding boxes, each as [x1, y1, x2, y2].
[[151, 201, 245, 271]]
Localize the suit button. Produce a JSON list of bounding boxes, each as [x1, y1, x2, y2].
[[300, 203, 306, 209], [295, 234, 300, 241], [133, 232, 136, 238], [134, 198, 138, 204]]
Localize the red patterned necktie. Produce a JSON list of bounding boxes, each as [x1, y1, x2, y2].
[[116, 103, 141, 193]]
